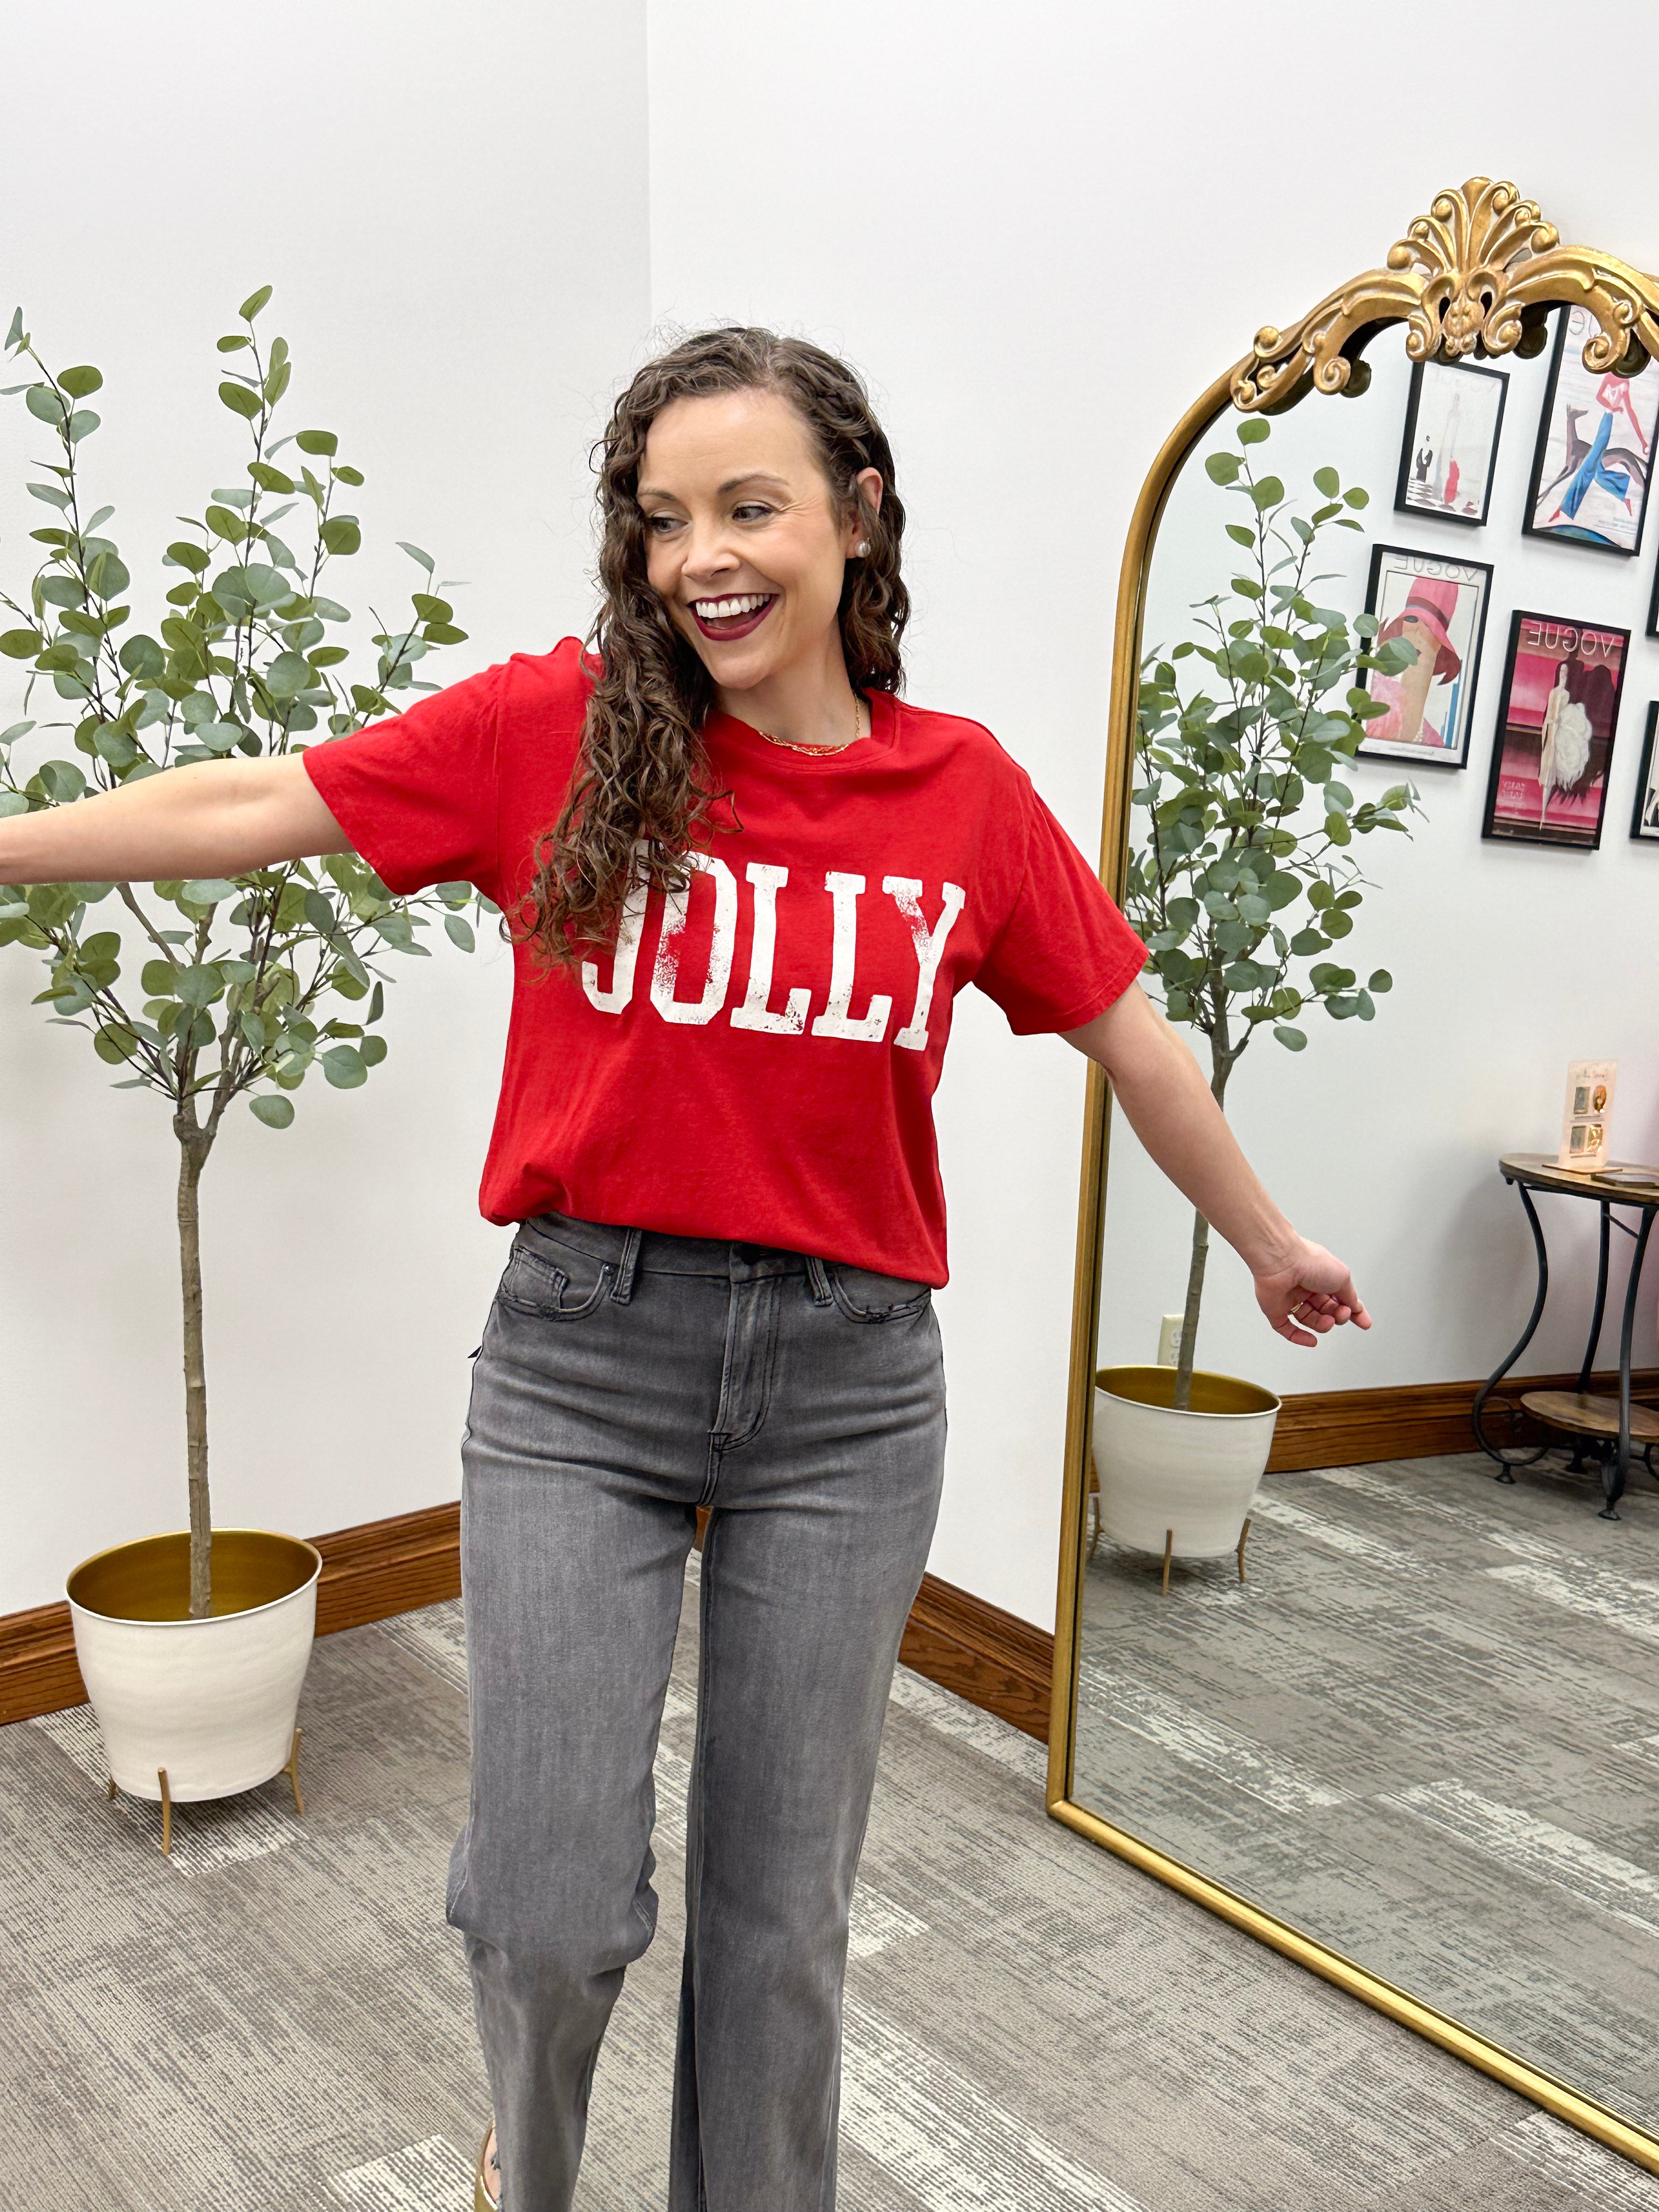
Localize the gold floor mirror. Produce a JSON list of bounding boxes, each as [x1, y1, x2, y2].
[[1047, 178, 1659, 2175]]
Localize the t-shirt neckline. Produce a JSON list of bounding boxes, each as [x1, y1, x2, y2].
[[703, 687, 896, 771]]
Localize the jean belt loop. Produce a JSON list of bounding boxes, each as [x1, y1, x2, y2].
[[611, 1226, 642, 1305], [805, 1253, 834, 1307]]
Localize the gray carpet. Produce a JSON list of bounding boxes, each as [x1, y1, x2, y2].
[[3, 1543, 1656, 2209], [1075, 1448, 1659, 2144]]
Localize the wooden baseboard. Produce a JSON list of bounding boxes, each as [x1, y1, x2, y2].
[[7, 1365, 1653, 1734], [1266, 1365, 1659, 1472], [899, 1573, 1053, 1742]]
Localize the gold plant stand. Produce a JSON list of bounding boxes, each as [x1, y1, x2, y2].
[[104, 1727, 306, 1857]]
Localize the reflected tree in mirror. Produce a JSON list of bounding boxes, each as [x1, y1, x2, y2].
[[1127, 416, 1422, 1407], [0, 289, 495, 1617]]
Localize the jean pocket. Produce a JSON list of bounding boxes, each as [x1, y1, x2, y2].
[[496, 1238, 613, 1320], [823, 1260, 933, 1323]]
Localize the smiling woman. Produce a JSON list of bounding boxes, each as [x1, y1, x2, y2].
[[0, 322, 1368, 2212]]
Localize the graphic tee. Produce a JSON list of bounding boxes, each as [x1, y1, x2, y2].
[[303, 637, 1145, 1284]]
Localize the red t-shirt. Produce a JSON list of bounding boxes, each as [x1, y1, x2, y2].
[[303, 637, 1144, 1285]]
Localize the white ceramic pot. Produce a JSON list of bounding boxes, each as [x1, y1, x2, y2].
[[1093, 1364, 1280, 1562], [66, 1528, 321, 1802]]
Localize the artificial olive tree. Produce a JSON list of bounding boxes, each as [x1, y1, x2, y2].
[[1126, 416, 1420, 1407], [0, 289, 492, 1615]]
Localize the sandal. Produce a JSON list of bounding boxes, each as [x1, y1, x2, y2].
[[475, 2118, 501, 2211]]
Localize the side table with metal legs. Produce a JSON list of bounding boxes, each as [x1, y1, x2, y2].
[[1472, 1153, 1659, 1519]]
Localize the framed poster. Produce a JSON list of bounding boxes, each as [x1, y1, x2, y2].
[[1524, 305, 1659, 554], [1482, 611, 1629, 849], [1356, 544, 1492, 769], [1632, 701, 1659, 840], [1394, 359, 1508, 527]]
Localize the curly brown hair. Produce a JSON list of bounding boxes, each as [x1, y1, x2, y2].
[[520, 326, 910, 966]]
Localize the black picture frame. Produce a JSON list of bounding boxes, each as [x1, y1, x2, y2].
[[1355, 542, 1493, 771], [1632, 701, 1659, 841], [1523, 306, 1659, 557], [1393, 358, 1508, 529], [1481, 608, 1630, 850]]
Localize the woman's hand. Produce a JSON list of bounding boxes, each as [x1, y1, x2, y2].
[[1249, 1235, 1371, 1348]]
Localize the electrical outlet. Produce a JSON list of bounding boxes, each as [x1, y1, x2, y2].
[[1157, 1313, 1184, 1366]]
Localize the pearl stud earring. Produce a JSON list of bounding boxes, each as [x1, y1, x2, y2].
[[855, 540, 869, 556]]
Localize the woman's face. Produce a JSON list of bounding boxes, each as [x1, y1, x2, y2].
[[639, 387, 880, 696]]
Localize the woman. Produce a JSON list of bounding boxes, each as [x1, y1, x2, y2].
[[1, 329, 1367, 2212]]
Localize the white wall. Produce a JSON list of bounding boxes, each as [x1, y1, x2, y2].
[[647, 0, 1659, 1626], [0, 0, 650, 1611], [12, 0, 1659, 1632]]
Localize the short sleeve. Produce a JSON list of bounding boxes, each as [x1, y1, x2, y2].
[[302, 661, 503, 900], [972, 777, 1146, 1035]]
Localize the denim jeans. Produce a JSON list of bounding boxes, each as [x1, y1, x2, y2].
[[445, 1209, 947, 2212]]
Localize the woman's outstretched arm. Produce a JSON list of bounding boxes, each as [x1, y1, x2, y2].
[[0, 754, 350, 885], [1063, 980, 1370, 1347]]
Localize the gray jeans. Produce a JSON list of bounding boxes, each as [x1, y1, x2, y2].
[[446, 1210, 947, 2212]]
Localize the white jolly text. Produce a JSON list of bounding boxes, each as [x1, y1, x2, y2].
[[579, 850, 967, 1052]]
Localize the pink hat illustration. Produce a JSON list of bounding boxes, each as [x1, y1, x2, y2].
[[1380, 575, 1462, 682]]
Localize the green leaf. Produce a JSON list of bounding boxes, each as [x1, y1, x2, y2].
[[1250, 475, 1284, 509], [181, 878, 239, 906], [330, 464, 365, 487], [251, 1092, 295, 1128], [218, 380, 263, 420], [398, 540, 435, 572], [39, 759, 86, 802], [1368, 968, 1393, 993], [174, 962, 225, 1006], [1344, 486, 1369, 508], [118, 632, 166, 680], [86, 549, 130, 600], [1203, 453, 1240, 485], [5, 307, 24, 351], [421, 621, 467, 645], [368, 980, 385, 1024], [1236, 418, 1270, 445], [250, 461, 295, 494], [262, 650, 312, 698], [166, 539, 210, 572], [319, 515, 360, 556], [141, 959, 178, 997], [0, 628, 42, 658], [206, 504, 248, 541], [25, 384, 65, 424], [303, 888, 336, 934], [1274, 1025, 1307, 1051], [443, 912, 476, 951], [1312, 466, 1340, 496], [239, 284, 274, 321], [1223, 523, 1255, 548], [321, 1043, 367, 1088], [93, 1025, 139, 1064], [295, 428, 338, 455], [218, 334, 251, 353]]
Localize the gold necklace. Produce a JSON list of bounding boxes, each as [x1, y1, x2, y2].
[[757, 695, 866, 754]]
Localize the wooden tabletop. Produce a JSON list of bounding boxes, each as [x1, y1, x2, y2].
[[1499, 1152, 1659, 1205]]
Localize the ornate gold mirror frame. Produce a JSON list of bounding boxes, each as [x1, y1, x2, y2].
[[1045, 178, 1659, 2175]]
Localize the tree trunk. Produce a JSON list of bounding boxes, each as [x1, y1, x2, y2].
[[176, 1111, 215, 1619], [1172, 1038, 1232, 1411]]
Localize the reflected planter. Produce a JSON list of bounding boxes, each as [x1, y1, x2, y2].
[[1093, 1364, 1280, 1572], [66, 1529, 321, 1803]]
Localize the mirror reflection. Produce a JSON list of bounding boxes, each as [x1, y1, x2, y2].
[[1074, 312, 1659, 2137]]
